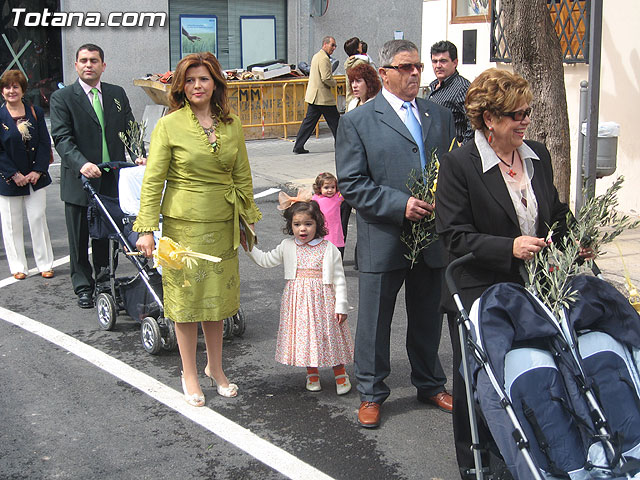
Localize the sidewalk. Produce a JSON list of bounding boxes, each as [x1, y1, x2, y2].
[[245, 131, 640, 290]]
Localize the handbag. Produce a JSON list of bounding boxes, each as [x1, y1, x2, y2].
[[29, 105, 54, 164]]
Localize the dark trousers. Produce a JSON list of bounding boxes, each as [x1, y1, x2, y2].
[[64, 202, 109, 295], [355, 261, 447, 404], [339, 200, 351, 261], [64, 171, 117, 295], [340, 200, 351, 243], [293, 103, 340, 151], [446, 309, 493, 478]]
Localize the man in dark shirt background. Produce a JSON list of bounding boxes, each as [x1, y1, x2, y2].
[[428, 41, 473, 145]]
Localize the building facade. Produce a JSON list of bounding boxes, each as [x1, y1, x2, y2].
[[421, 0, 639, 213]]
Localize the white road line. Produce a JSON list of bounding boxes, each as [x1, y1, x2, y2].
[[0, 307, 334, 480], [254, 187, 281, 199]]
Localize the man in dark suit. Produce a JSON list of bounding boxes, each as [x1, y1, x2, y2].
[[335, 40, 456, 428], [50, 44, 135, 308]]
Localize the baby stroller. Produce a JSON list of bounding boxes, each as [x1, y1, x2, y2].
[[83, 162, 246, 355], [445, 253, 640, 480]]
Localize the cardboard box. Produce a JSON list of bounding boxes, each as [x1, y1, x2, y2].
[[251, 64, 291, 80]]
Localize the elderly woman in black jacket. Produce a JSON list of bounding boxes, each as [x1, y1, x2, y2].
[[435, 68, 572, 478], [0, 70, 54, 279]]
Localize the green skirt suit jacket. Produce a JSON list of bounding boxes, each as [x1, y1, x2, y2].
[[134, 104, 261, 323]]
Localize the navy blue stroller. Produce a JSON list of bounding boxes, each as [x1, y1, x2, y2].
[[83, 162, 176, 355], [446, 254, 640, 479]]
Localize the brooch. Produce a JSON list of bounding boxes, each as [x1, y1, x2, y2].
[[2, 123, 8, 130], [114, 98, 122, 112]]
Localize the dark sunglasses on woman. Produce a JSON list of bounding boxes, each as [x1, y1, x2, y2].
[[503, 107, 532, 121]]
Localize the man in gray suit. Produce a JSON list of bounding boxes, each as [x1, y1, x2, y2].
[[51, 44, 135, 308], [335, 40, 456, 428]]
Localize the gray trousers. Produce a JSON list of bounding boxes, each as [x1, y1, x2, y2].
[[355, 261, 447, 404]]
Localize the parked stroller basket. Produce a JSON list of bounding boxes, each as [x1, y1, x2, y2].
[[446, 253, 640, 479]]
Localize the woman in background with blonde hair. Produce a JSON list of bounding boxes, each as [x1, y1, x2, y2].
[[135, 52, 261, 406]]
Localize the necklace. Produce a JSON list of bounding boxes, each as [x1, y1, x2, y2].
[[496, 150, 516, 177], [200, 115, 220, 152]]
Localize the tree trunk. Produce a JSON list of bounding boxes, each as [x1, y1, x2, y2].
[[501, 0, 571, 203]]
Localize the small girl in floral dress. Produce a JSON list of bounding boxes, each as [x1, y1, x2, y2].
[[245, 196, 353, 394]]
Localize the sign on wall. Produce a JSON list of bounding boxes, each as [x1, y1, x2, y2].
[[179, 15, 217, 58]]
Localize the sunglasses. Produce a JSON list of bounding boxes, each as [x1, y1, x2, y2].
[[503, 107, 532, 121], [383, 63, 424, 73]]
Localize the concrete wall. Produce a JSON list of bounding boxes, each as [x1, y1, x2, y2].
[[59, 0, 170, 120], [421, 0, 640, 214], [288, 0, 424, 73]]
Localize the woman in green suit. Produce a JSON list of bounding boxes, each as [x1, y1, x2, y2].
[[135, 52, 261, 406]]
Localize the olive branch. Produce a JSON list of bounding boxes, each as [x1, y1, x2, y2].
[[118, 120, 147, 160], [526, 176, 640, 317], [401, 149, 440, 268]]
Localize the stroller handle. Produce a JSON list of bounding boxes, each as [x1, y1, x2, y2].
[[81, 161, 137, 187], [445, 252, 475, 297]]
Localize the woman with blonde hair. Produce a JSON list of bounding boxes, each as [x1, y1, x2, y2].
[[135, 52, 261, 406], [0, 69, 54, 280]]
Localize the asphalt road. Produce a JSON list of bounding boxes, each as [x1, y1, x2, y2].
[[0, 158, 458, 479]]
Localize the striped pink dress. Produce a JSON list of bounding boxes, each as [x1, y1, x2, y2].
[[275, 240, 353, 367]]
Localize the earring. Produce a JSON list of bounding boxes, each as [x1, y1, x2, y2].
[[488, 126, 494, 144]]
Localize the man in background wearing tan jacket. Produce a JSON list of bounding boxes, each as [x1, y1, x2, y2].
[[293, 36, 340, 154]]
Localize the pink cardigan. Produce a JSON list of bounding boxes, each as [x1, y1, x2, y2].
[[312, 193, 344, 247]]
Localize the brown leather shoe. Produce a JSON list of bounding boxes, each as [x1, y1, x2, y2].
[[13, 272, 26, 280], [358, 401, 381, 428], [41, 270, 54, 278], [419, 391, 453, 413]]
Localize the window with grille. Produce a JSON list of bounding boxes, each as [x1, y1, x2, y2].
[[490, 0, 589, 63]]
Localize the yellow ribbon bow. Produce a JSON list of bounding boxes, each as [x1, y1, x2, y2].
[[153, 237, 221, 287], [276, 187, 313, 211]]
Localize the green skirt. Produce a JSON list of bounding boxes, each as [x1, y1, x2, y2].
[[161, 216, 239, 323]]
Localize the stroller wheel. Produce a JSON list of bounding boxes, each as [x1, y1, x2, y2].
[[160, 318, 178, 351], [96, 293, 117, 331], [232, 308, 246, 337], [140, 316, 162, 355], [222, 316, 233, 339]]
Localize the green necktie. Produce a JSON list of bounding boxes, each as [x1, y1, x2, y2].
[[91, 87, 110, 164]]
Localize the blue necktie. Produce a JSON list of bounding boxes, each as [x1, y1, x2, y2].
[[402, 101, 426, 169]]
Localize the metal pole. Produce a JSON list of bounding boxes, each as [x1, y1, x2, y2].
[[456, 310, 485, 479], [584, 0, 603, 202], [574, 80, 589, 214]]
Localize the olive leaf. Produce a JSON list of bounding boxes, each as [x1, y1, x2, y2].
[[526, 176, 640, 318]]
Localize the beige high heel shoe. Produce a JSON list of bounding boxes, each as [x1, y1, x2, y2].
[[204, 366, 238, 398], [181, 372, 205, 407]]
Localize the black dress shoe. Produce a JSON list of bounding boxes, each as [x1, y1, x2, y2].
[[77, 292, 94, 309], [293, 148, 309, 154]]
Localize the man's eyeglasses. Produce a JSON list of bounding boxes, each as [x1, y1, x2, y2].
[[383, 63, 424, 73], [503, 108, 532, 121]]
